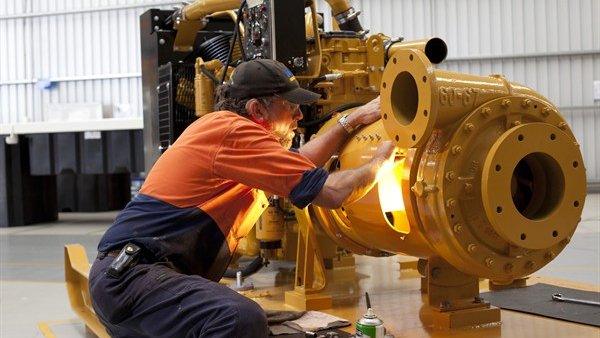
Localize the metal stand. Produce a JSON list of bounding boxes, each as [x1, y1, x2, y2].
[[419, 256, 501, 329], [284, 207, 332, 310]]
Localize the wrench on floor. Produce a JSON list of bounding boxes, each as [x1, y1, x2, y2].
[[552, 293, 600, 307]]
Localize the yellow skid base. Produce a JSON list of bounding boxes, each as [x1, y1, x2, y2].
[[64, 244, 109, 338]]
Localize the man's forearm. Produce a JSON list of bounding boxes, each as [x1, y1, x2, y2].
[[312, 156, 386, 209], [298, 115, 359, 167]]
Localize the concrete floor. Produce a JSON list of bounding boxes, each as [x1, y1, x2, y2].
[[1, 195, 598, 338]]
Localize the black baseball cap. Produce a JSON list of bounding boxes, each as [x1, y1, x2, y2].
[[226, 59, 320, 105]]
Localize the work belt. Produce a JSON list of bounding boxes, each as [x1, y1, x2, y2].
[[97, 249, 123, 260]]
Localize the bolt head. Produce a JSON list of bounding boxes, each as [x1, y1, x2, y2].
[[159, 38, 166, 45], [545, 251, 556, 260], [468, 243, 477, 253], [485, 257, 495, 267], [446, 198, 457, 208], [464, 123, 475, 132], [445, 171, 456, 181], [541, 107, 551, 117], [464, 182, 473, 193], [411, 180, 427, 197], [451, 145, 462, 155], [453, 224, 463, 233], [521, 99, 531, 107], [481, 107, 491, 117], [511, 120, 521, 127], [502, 99, 511, 108], [558, 122, 567, 130]]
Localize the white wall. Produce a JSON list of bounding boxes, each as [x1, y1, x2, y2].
[[1, 0, 599, 181], [0, 0, 179, 124]]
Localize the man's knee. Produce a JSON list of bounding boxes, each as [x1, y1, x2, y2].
[[192, 291, 267, 338], [235, 298, 268, 336]]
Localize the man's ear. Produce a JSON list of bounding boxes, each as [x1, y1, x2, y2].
[[246, 99, 267, 122]]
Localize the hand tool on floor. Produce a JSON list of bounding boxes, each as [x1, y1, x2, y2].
[[551, 293, 600, 307]]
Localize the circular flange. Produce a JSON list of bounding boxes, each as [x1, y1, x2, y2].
[[481, 122, 586, 250], [380, 49, 435, 148], [419, 96, 585, 281]]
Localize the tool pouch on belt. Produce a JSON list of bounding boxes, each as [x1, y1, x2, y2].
[[107, 243, 141, 278]]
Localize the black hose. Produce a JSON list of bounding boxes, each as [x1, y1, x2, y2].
[[199, 65, 221, 85], [299, 102, 363, 128], [223, 255, 265, 278], [221, 1, 246, 84]]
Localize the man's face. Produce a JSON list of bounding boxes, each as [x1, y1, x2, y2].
[[262, 96, 303, 148]]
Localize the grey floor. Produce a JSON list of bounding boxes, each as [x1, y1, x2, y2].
[[1, 195, 598, 338]]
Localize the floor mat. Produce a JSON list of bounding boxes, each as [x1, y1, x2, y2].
[[481, 283, 599, 327]]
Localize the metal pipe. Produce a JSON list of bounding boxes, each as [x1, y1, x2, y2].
[[387, 38, 448, 64], [296, 1, 323, 80], [324, 0, 363, 32], [181, 0, 240, 21], [381, 48, 555, 149], [324, 0, 352, 15]]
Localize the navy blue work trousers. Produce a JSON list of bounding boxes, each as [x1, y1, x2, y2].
[[89, 255, 269, 338]]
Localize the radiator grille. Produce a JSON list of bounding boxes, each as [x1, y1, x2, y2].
[[156, 62, 196, 153]]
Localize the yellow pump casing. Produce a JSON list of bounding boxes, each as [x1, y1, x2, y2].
[[310, 48, 586, 285]]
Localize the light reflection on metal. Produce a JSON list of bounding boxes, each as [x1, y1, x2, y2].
[[377, 158, 409, 234]]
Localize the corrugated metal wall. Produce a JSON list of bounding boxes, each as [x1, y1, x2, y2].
[[2, 0, 599, 181], [318, 0, 600, 182], [0, 0, 179, 124]]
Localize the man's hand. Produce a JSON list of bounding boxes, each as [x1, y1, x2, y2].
[[312, 140, 397, 209], [348, 96, 381, 129], [371, 141, 396, 167]]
